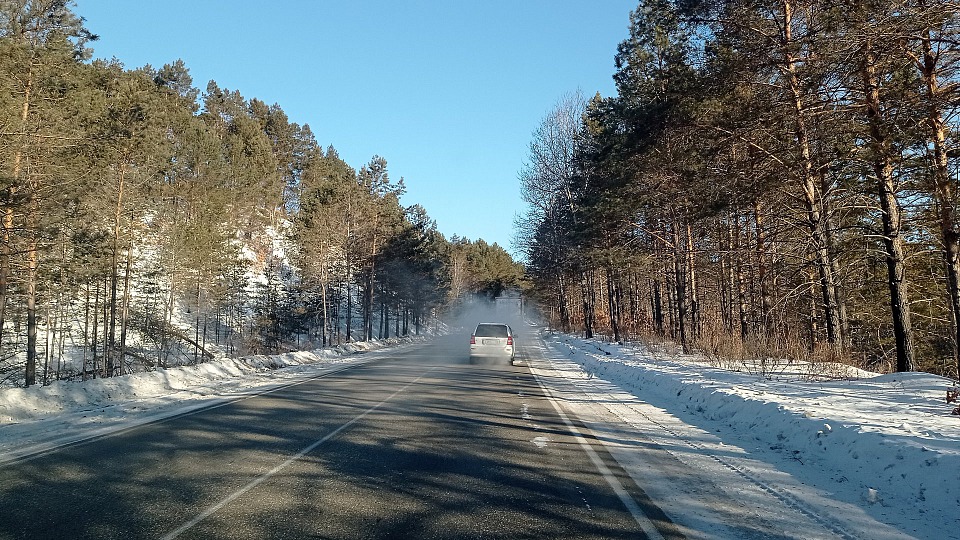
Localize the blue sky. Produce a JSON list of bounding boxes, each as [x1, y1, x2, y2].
[[75, 0, 637, 256]]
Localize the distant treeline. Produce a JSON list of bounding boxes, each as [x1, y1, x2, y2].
[[0, 1, 524, 387], [518, 0, 960, 378]]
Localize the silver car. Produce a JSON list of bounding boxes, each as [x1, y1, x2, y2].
[[469, 323, 515, 363]]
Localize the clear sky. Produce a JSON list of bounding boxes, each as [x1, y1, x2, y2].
[[74, 0, 637, 256]]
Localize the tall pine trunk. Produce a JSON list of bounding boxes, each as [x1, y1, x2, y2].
[[321, 282, 329, 347], [92, 280, 101, 377], [24, 146, 43, 386], [914, 21, 960, 377], [651, 278, 664, 336], [606, 266, 621, 342], [863, 42, 915, 372], [557, 272, 570, 332], [108, 164, 127, 377], [685, 222, 701, 339], [783, 0, 842, 345], [580, 269, 595, 339], [671, 219, 689, 352], [345, 268, 353, 342], [754, 200, 773, 333], [1, 63, 33, 363], [25, 212, 38, 387], [119, 246, 133, 376]]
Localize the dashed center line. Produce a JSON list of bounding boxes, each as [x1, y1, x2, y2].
[[161, 367, 437, 540]]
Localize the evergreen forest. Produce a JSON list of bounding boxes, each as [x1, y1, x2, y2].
[[0, 1, 524, 387], [518, 0, 960, 379]]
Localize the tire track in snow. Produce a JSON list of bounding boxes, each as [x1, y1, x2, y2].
[[547, 348, 866, 540]]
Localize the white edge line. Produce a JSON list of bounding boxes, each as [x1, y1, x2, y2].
[[531, 363, 666, 540]]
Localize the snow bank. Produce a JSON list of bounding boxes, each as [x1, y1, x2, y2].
[[0, 337, 416, 424], [546, 334, 960, 529]]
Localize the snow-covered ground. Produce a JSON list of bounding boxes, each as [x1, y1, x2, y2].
[[0, 331, 957, 538], [530, 333, 959, 540]]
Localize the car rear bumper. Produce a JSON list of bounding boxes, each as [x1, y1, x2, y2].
[[469, 346, 515, 359]]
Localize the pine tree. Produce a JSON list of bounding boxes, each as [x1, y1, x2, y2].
[[0, 0, 94, 385]]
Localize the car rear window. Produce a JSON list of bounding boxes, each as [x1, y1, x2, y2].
[[474, 324, 509, 338]]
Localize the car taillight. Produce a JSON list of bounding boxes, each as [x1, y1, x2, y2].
[[470, 335, 476, 344], [507, 336, 513, 346]]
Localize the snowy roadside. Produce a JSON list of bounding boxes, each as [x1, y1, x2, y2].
[[2, 328, 957, 538], [0, 337, 424, 463], [534, 332, 959, 540]]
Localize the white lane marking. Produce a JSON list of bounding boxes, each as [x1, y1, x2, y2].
[[0, 362, 371, 467], [531, 368, 666, 540], [161, 367, 437, 540], [532, 436, 550, 448]]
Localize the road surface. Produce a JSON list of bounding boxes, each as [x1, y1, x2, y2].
[[0, 330, 683, 539]]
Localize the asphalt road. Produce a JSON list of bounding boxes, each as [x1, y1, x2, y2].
[[0, 329, 682, 540]]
